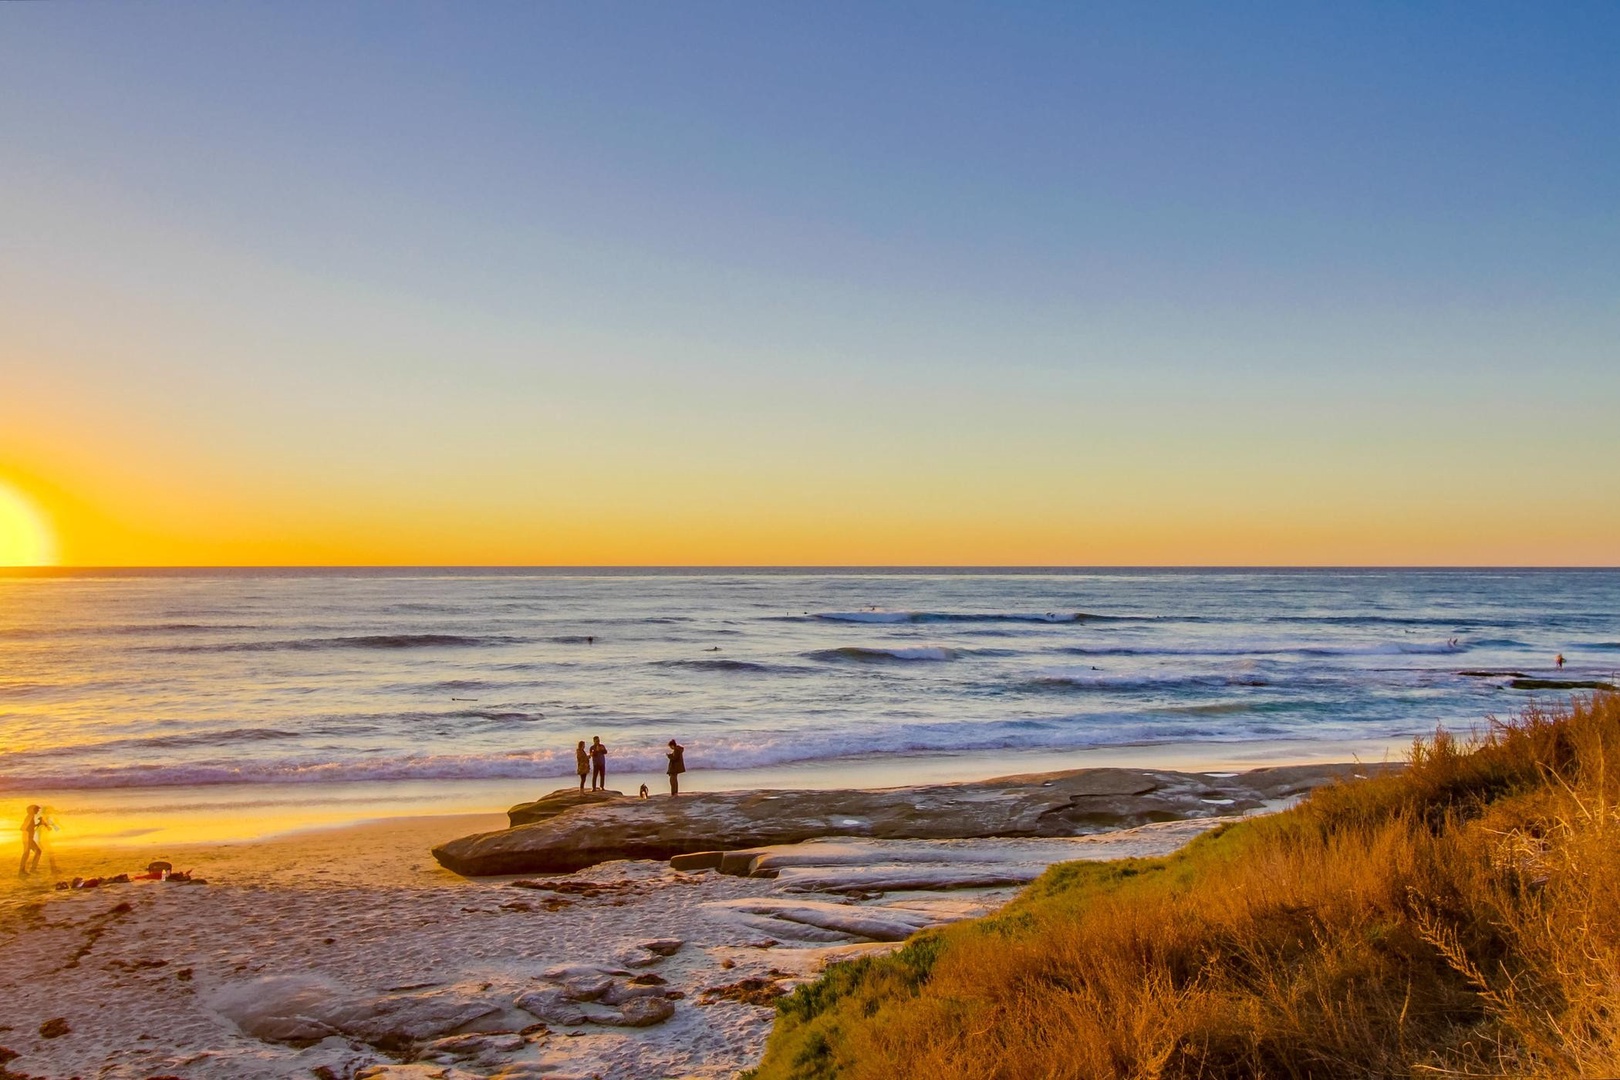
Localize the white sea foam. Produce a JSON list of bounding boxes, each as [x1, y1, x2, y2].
[[0, 715, 1423, 792]]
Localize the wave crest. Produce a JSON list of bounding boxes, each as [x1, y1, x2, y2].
[[812, 611, 1105, 624], [652, 658, 778, 673], [163, 633, 518, 653], [808, 646, 957, 663]]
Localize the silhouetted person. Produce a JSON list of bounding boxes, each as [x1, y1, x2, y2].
[[589, 736, 608, 791], [666, 739, 686, 796], [19, 804, 41, 877], [35, 806, 58, 875], [1557, 653, 1566, 670], [575, 740, 589, 792]]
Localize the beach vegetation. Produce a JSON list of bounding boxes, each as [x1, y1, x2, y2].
[[747, 693, 1620, 1079]]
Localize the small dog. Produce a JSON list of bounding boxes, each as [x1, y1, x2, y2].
[[638, 784, 650, 799]]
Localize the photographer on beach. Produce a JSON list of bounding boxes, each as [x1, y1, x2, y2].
[[667, 739, 686, 796]]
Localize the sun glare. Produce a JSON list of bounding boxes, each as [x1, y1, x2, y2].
[[0, 480, 57, 566]]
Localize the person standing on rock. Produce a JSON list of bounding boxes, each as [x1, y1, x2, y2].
[[589, 736, 608, 791], [575, 740, 590, 792], [666, 739, 686, 796]]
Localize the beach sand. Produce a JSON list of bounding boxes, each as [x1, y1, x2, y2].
[[0, 821, 1211, 1080], [0, 762, 1353, 1080], [4, 811, 804, 1079]]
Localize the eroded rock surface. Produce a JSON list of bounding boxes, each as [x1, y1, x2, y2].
[[507, 789, 625, 828], [434, 763, 1364, 876], [209, 975, 524, 1050], [703, 898, 940, 943]]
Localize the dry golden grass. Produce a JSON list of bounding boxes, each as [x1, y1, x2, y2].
[[748, 694, 1620, 1080]]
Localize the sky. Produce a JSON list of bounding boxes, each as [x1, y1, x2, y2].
[[1, 2, 1617, 566]]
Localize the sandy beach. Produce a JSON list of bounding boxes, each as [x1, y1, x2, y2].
[[0, 763, 1344, 1080]]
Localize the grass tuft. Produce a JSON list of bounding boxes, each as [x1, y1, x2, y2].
[[749, 694, 1620, 1079]]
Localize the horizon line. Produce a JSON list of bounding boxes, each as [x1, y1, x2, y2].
[[4, 564, 1618, 574]]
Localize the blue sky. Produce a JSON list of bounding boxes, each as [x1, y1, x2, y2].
[[2, 2, 1617, 564]]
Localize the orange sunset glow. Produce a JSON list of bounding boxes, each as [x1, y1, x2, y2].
[[5, 451, 1616, 568]]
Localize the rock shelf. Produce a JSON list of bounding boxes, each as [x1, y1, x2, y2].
[[433, 763, 1366, 877]]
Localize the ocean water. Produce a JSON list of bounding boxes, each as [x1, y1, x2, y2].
[[2, 569, 1617, 804]]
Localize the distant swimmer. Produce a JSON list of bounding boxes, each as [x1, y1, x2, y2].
[[575, 740, 590, 792], [666, 739, 686, 796], [706, 646, 721, 652], [586, 636, 595, 645], [1556, 653, 1566, 670]]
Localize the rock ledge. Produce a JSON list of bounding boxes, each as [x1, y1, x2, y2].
[[432, 764, 1368, 877]]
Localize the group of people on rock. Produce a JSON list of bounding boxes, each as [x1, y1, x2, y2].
[[574, 736, 685, 796]]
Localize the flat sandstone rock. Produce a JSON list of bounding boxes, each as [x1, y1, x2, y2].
[[432, 764, 1367, 877], [507, 788, 626, 827]]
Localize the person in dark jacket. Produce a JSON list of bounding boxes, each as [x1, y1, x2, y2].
[[666, 739, 686, 796], [589, 736, 608, 791], [575, 740, 590, 792]]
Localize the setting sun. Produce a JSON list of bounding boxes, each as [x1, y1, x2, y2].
[[0, 480, 56, 565]]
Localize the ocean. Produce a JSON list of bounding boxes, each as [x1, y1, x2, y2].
[[2, 568, 1617, 842]]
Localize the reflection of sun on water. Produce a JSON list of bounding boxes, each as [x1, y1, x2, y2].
[[0, 480, 56, 566]]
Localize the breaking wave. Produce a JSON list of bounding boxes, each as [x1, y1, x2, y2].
[[1022, 670, 1273, 693], [162, 633, 521, 653], [808, 646, 958, 663], [652, 658, 780, 673], [1062, 640, 1472, 659], [811, 611, 1110, 624], [0, 715, 1415, 791]]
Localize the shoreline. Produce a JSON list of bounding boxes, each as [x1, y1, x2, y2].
[[1, 733, 1415, 853]]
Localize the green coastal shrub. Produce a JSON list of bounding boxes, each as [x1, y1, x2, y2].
[[748, 694, 1620, 1080]]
